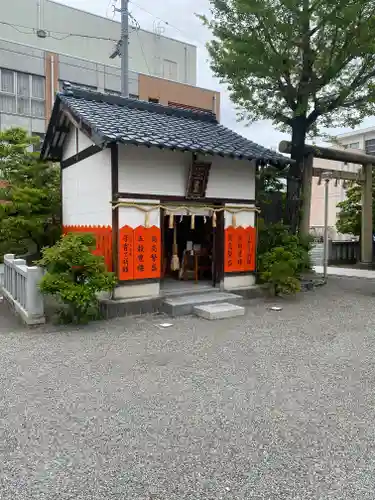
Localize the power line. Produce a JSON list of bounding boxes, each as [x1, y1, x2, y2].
[[0, 45, 128, 80], [128, 0, 207, 47], [0, 20, 118, 42]]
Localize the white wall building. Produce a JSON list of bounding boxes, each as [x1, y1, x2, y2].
[[42, 85, 289, 307]]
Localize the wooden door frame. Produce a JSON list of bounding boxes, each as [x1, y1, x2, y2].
[[160, 201, 224, 287], [213, 207, 224, 288]]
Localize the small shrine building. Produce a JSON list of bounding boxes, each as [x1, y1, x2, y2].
[[42, 84, 290, 300]]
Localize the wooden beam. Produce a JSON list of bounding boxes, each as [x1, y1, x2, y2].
[[279, 140, 375, 165], [61, 144, 103, 169], [312, 167, 363, 182], [111, 144, 119, 277]]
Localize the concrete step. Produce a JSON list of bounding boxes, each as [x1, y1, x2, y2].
[[162, 291, 243, 317], [194, 302, 245, 320]]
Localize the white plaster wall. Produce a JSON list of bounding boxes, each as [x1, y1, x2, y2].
[[118, 145, 189, 196], [118, 145, 256, 201], [224, 204, 256, 228], [62, 128, 112, 226], [206, 157, 256, 200], [118, 198, 161, 229]]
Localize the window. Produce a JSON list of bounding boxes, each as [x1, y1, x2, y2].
[[348, 142, 360, 150], [1, 69, 14, 93], [163, 59, 178, 81], [59, 81, 96, 92], [0, 69, 45, 118], [365, 139, 375, 155]]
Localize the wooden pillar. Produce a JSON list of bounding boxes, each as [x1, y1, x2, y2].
[[361, 163, 373, 264], [300, 153, 314, 237]]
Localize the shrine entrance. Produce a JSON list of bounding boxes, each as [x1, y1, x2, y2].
[[160, 204, 224, 292]]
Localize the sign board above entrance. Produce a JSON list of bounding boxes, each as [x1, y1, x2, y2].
[[186, 161, 211, 199]]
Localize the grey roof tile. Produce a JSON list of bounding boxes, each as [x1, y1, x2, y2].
[[45, 86, 290, 166]]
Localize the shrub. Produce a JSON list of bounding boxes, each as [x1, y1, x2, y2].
[[37, 233, 117, 323], [257, 219, 312, 295], [259, 246, 301, 296]]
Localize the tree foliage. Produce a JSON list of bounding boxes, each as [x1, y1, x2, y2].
[[200, 0, 375, 230], [336, 179, 375, 236], [0, 128, 61, 260], [257, 219, 312, 294], [38, 233, 117, 324]]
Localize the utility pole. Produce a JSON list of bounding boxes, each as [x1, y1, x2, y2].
[[120, 0, 129, 97]]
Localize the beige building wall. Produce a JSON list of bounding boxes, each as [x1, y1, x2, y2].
[[309, 130, 375, 239], [139, 74, 221, 120], [310, 156, 361, 239]]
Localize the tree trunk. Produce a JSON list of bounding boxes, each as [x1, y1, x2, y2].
[[285, 117, 308, 233]]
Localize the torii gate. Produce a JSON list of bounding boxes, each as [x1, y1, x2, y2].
[[279, 141, 375, 265]]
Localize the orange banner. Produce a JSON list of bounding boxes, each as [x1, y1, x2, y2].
[[224, 226, 256, 273], [224, 226, 237, 272], [133, 225, 161, 280], [244, 226, 256, 271], [63, 225, 113, 271], [118, 225, 134, 280]]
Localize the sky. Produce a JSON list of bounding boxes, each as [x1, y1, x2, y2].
[[58, 0, 375, 150]]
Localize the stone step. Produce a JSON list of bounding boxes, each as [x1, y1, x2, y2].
[[162, 291, 243, 317], [194, 302, 245, 320]]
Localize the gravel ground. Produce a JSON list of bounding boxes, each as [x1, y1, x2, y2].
[[1, 277, 375, 499]]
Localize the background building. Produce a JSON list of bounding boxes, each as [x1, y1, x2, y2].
[[0, 0, 220, 149], [309, 129, 375, 240]]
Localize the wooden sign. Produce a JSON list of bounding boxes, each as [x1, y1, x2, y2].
[[224, 226, 237, 272], [134, 226, 147, 280], [244, 226, 256, 271], [186, 160, 211, 199], [225, 226, 256, 273], [146, 226, 161, 278], [118, 225, 134, 280], [133, 226, 161, 280], [236, 227, 246, 271]]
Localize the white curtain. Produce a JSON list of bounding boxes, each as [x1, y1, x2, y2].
[[17, 73, 30, 97], [1, 69, 14, 93], [32, 75, 44, 99], [0, 95, 15, 113], [31, 99, 45, 118]]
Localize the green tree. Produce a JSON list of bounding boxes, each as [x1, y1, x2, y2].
[[336, 180, 375, 237], [0, 128, 61, 260], [38, 233, 117, 324], [200, 0, 375, 232]]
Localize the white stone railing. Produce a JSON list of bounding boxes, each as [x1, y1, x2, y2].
[[1, 254, 45, 325]]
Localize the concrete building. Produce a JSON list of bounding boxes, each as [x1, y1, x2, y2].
[[0, 0, 220, 149], [309, 128, 375, 239]]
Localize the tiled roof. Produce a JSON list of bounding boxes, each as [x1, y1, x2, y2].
[[44, 85, 290, 166]]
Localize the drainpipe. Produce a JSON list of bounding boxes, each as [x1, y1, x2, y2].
[[37, 0, 42, 31], [184, 46, 188, 83], [50, 54, 55, 111], [212, 95, 216, 116]]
